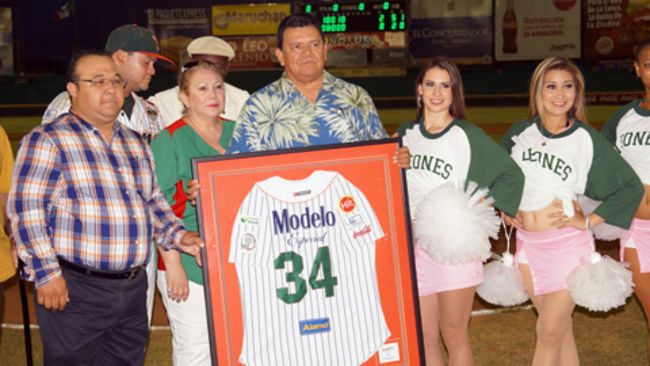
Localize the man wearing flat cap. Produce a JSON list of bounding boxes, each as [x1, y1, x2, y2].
[[149, 35, 250, 124], [41, 24, 172, 328]]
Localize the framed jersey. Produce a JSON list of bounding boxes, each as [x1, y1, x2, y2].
[[192, 139, 424, 366]]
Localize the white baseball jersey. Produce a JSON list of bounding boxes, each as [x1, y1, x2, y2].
[[229, 170, 389, 366], [602, 99, 650, 184]]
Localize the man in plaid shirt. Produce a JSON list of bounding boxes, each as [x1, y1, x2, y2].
[[7, 51, 203, 365]]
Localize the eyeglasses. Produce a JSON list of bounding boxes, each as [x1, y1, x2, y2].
[[74, 77, 127, 89]]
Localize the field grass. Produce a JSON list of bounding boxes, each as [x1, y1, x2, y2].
[[1, 297, 646, 365]]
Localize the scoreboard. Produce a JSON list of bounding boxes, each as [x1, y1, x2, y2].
[[296, 1, 407, 33]]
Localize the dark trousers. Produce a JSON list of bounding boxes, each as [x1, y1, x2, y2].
[[35, 266, 148, 366]]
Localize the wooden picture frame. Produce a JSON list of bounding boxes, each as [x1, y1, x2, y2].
[[192, 139, 423, 365]]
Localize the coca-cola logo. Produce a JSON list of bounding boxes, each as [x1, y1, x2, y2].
[[339, 196, 355, 213], [553, 0, 576, 11]]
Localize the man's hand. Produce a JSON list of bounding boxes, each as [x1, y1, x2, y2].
[[37, 275, 69, 311], [394, 146, 411, 169], [179, 231, 204, 267], [187, 179, 199, 206]]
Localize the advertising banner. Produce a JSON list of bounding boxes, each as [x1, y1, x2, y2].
[[146, 8, 210, 69], [193, 140, 424, 366], [211, 4, 290, 36], [0, 8, 12, 75], [226, 36, 278, 70], [410, 0, 493, 63], [494, 0, 581, 61], [584, 0, 650, 60], [325, 31, 406, 50]]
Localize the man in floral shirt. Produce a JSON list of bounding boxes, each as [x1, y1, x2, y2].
[[227, 13, 391, 153]]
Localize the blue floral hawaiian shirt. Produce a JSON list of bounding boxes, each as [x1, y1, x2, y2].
[[227, 70, 388, 153]]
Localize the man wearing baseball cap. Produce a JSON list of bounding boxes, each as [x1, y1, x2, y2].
[[40, 24, 172, 330], [43, 24, 170, 141], [148, 35, 250, 125]]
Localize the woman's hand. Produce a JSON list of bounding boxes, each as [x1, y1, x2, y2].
[[187, 179, 199, 206], [165, 261, 189, 303], [391, 133, 411, 169], [394, 146, 411, 169], [159, 248, 190, 302], [547, 201, 598, 230], [501, 211, 523, 229]]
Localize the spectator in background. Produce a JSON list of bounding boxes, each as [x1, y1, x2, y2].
[[0, 125, 15, 326], [148, 35, 250, 124]]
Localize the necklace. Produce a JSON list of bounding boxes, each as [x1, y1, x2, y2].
[[541, 119, 570, 147]]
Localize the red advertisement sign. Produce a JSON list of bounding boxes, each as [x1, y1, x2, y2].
[[325, 31, 406, 50], [583, 0, 650, 60], [226, 36, 278, 70]]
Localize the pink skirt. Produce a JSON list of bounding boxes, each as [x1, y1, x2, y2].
[[414, 245, 483, 296], [516, 227, 594, 296], [621, 218, 650, 273]]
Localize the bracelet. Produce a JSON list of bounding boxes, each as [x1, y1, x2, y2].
[[585, 215, 590, 230]]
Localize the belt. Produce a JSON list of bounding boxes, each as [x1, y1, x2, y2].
[[58, 257, 144, 280]]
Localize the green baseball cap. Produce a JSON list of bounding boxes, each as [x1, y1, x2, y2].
[[105, 24, 174, 65]]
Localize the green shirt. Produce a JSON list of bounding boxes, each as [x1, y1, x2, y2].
[[151, 118, 236, 285]]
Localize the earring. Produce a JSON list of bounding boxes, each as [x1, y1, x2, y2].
[[417, 94, 423, 108]]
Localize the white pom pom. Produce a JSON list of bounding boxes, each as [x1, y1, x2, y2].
[[567, 253, 634, 312], [413, 181, 500, 264], [477, 252, 529, 306], [502, 252, 515, 267], [577, 195, 627, 241]]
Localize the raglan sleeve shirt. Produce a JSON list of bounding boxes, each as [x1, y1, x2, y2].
[[463, 121, 524, 217], [600, 101, 636, 147], [502, 119, 643, 228], [584, 126, 643, 228]]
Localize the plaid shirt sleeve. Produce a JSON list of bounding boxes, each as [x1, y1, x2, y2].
[[144, 144, 187, 250], [8, 130, 63, 287]]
